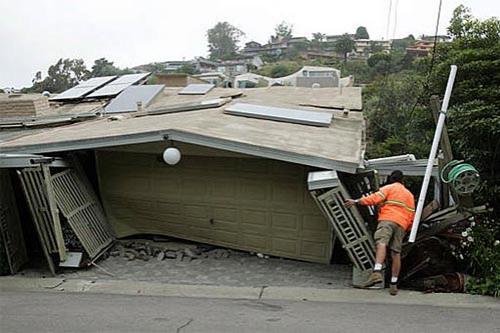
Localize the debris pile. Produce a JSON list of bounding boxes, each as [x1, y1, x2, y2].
[[107, 240, 233, 263], [400, 204, 490, 292]]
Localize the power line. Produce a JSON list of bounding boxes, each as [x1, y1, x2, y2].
[[406, 0, 444, 125], [386, 0, 393, 40], [392, 0, 399, 39], [428, 0, 443, 75], [370, 0, 444, 147]]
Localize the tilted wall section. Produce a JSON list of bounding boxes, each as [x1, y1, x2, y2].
[[97, 150, 333, 263]]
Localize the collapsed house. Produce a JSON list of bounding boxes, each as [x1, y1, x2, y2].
[[0, 74, 480, 293], [0, 76, 369, 275]]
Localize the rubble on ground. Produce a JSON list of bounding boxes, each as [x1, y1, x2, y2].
[[107, 239, 235, 263]]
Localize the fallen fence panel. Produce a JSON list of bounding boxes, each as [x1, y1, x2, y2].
[[311, 184, 375, 271], [51, 168, 114, 259], [17, 167, 59, 275]]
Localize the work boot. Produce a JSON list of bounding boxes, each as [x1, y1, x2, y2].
[[359, 271, 383, 288], [389, 283, 398, 296]]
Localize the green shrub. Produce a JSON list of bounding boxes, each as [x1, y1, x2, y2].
[[463, 214, 500, 297]]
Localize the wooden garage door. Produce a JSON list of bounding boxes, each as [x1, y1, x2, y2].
[[97, 150, 333, 263]]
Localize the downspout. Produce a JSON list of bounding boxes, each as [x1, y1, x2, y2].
[[409, 65, 457, 242]]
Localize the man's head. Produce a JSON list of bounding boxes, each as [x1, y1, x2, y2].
[[388, 170, 404, 184]]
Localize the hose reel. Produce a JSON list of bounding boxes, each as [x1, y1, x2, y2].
[[440, 160, 480, 195]]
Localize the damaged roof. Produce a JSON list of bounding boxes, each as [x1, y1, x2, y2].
[[0, 87, 365, 172]]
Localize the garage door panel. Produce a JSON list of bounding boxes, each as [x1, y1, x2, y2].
[[181, 178, 208, 197], [98, 150, 333, 263], [301, 240, 328, 258], [271, 182, 301, 204], [213, 207, 239, 222], [302, 214, 330, 232], [213, 230, 240, 245], [210, 178, 238, 199], [190, 226, 213, 239], [152, 178, 181, 195], [241, 208, 268, 235], [272, 238, 298, 254], [243, 234, 267, 250], [301, 230, 330, 242], [270, 228, 298, 240], [240, 180, 269, 201], [213, 220, 239, 232], [157, 201, 183, 215], [271, 212, 298, 230], [184, 204, 209, 218], [105, 176, 150, 195]]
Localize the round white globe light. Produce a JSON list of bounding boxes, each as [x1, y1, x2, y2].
[[163, 147, 181, 165]]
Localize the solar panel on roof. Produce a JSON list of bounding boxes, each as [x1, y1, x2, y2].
[[87, 72, 151, 98], [49, 76, 117, 101], [178, 84, 214, 95], [104, 84, 164, 113], [224, 103, 333, 127]]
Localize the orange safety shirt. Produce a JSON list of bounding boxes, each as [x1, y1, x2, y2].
[[359, 182, 416, 231]]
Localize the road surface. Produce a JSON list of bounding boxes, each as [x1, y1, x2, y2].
[[1, 291, 499, 332]]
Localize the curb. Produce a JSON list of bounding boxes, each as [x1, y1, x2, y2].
[[1, 277, 498, 309]]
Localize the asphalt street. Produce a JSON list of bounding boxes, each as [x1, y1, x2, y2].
[[1, 291, 499, 333]]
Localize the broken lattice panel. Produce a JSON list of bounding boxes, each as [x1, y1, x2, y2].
[[51, 168, 114, 258], [0, 208, 24, 274], [17, 167, 59, 275], [0, 170, 28, 274], [311, 185, 375, 271]]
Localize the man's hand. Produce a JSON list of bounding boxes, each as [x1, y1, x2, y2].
[[344, 199, 357, 208]]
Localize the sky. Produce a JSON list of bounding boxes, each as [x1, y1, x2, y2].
[[0, 0, 498, 88]]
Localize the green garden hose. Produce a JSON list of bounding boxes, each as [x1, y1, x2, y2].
[[440, 160, 480, 195]]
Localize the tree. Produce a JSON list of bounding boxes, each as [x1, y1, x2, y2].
[[312, 32, 325, 42], [207, 22, 244, 61], [335, 34, 355, 62], [140, 62, 167, 73], [436, 8, 500, 295], [367, 52, 392, 75], [369, 41, 385, 54], [274, 21, 293, 41], [90, 58, 131, 77], [355, 26, 369, 39], [30, 58, 89, 93], [311, 32, 326, 51], [363, 6, 500, 296], [254, 61, 301, 78], [391, 34, 416, 52]]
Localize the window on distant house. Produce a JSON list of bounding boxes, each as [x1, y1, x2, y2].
[[308, 71, 334, 77]]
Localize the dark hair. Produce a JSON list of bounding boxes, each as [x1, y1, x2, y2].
[[388, 170, 404, 184]]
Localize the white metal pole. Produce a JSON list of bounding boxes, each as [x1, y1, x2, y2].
[[409, 65, 457, 243]]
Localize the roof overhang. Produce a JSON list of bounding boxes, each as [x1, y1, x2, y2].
[[0, 129, 360, 173]]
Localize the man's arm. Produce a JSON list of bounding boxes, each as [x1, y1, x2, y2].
[[344, 188, 387, 208]]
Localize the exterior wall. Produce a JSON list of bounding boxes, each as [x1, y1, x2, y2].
[[154, 74, 206, 87], [154, 74, 188, 87], [97, 149, 333, 263], [296, 76, 338, 88]]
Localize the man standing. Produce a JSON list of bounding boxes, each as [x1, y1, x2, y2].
[[344, 170, 415, 295]]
